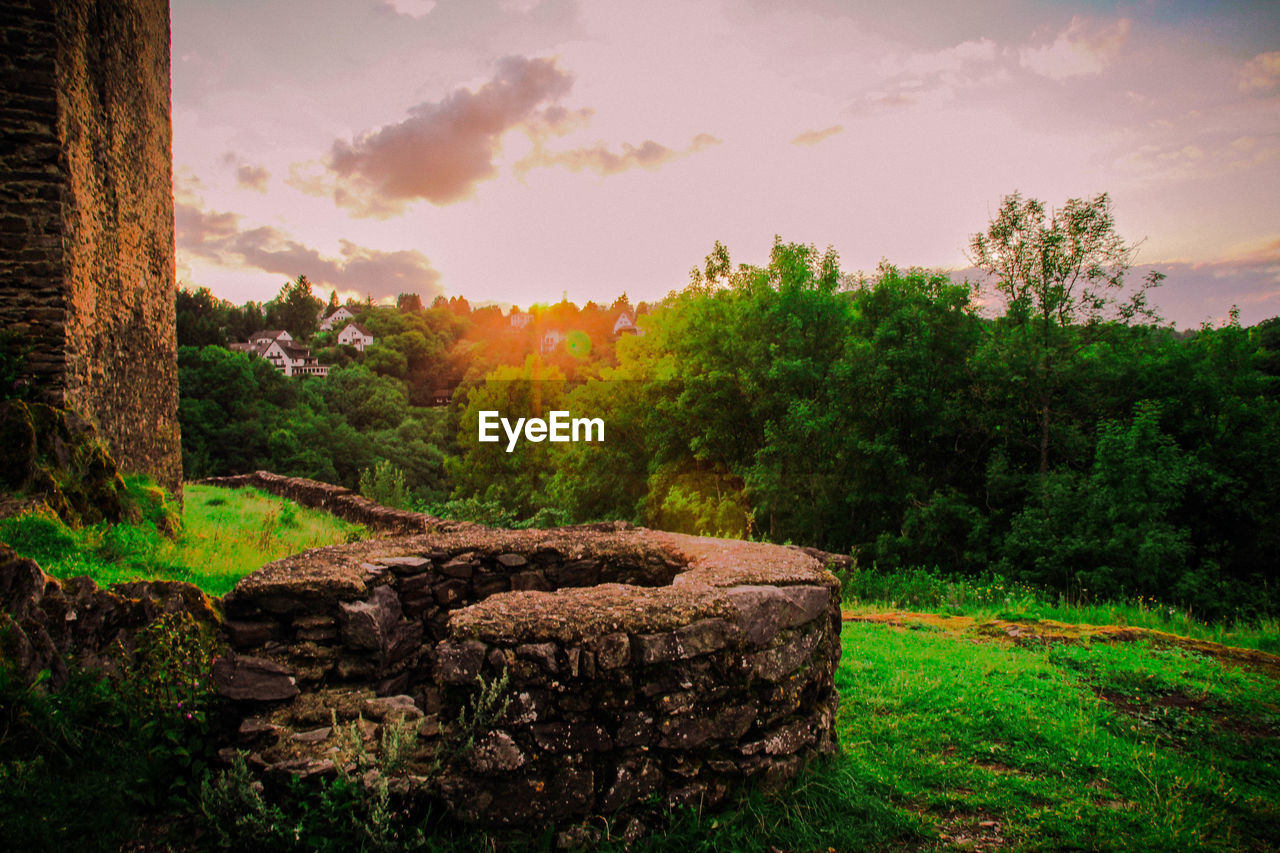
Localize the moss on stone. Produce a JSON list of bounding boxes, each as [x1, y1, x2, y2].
[[0, 401, 130, 527]]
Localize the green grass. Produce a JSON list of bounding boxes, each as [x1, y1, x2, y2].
[[0, 484, 366, 596], [623, 622, 1280, 852], [840, 564, 1280, 653], [174, 486, 366, 595], [832, 622, 1280, 851]]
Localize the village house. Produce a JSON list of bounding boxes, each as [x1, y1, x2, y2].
[[338, 321, 375, 351], [318, 305, 356, 331], [613, 309, 640, 336], [540, 328, 567, 353], [509, 310, 533, 329], [231, 330, 329, 377]]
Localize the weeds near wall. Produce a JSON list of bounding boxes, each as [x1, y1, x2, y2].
[[443, 668, 512, 764], [199, 717, 430, 853], [0, 609, 221, 849]]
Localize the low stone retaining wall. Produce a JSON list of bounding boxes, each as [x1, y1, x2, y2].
[[194, 471, 461, 535], [0, 545, 219, 687], [215, 524, 842, 826]]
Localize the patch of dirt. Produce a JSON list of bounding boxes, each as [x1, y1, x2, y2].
[[932, 811, 1008, 851], [1095, 688, 1207, 716], [1093, 687, 1280, 743], [972, 761, 1030, 778]]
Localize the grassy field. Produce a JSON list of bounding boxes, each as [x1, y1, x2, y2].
[[0, 484, 366, 596], [627, 616, 1280, 852], [2, 492, 1278, 850]]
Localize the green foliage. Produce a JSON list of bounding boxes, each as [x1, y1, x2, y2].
[[0, 611, 220, 849], [359, 459, 411, 510], [0, 485, 365, 596], [443, 669, 511, 764], [198, 720, 430, 853], [423, 494, 569, 529], [265, 275, 324, 341], [1000, 402, 1192, 598], [447, 356, 568, 518], [178, 345, 450, 501]]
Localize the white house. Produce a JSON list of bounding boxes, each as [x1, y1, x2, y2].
[[540, 329, 567, 353], [338, 321, 375, 351], [319, 305, 356, 331], [232, 330, 329, 377], [509, 311, 533, 329], [613, 309, 639, 336]]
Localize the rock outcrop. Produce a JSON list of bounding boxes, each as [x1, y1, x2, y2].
[[0, 400, 133, 525]]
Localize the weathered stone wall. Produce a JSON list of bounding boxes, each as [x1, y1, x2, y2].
[[0, 544, 219, 688], [214, 525, 842, 827], [195, 471, 462, 536], [0, 0, 181, 492], [0, 468, 845, 831]]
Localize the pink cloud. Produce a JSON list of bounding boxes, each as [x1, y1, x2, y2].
[[791, 125, 844, 146], [1019, 16, 1131, 81], [1239, 51, 1280, 94], [516, 132, 721, 176], [321, 55, 575, 216]]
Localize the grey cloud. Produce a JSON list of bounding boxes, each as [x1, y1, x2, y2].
[[174, 199, 442, 300], [235, 163, 271, 192]]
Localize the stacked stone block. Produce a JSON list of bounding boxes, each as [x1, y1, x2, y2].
[[213, 525, 843, 827], [0, 0, 181, 491], [195, 471, 460, 535]]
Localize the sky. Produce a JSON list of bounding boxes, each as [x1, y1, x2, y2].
[[171, 0, 1280, 327]]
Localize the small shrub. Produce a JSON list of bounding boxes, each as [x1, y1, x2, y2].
[[443, 669, 512, 764], [359, 459, 411, 510], [113, 611, 220, 807], [200, 718, 430, 853]]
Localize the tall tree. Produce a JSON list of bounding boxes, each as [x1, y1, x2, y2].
[[266, 274, 323, 340], [968, 192, 1163, 475]]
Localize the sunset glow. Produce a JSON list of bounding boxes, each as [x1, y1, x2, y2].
[[172, 0, 1280, 326]]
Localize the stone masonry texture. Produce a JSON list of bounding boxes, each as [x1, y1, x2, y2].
[[0, 474, 849, 831], [0, 0, 182, 492]]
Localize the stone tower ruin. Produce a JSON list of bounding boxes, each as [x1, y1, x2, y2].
[[0, 0, 182, 491]]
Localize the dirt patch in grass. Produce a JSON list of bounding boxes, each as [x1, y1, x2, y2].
[[1091, 686, 1280, 745], [932, 811, 1008, 851], [843, 610, 1280, 680], [1096, 687, 1206, 716]]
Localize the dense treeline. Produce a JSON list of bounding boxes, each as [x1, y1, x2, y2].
[[175, 194, 1280, 618], [177, 346, 452, 500], [519, 254, 1280, 618], [174, 272, 639, 504]]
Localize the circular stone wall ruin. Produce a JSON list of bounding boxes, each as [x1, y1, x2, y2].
[[214, 511, 842, 827]]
